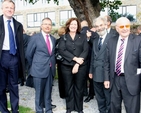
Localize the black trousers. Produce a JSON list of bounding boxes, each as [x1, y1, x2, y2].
[[0, 50, 19, 113], [57, 61, 65, 98], [111, 75, 140, 113], [61, 64, 87, 112]]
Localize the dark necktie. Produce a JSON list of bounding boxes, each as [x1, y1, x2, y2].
[[98, 37, 103, 50], [46, 34, 51, 55], [7, 20, 16, 55], [116, 39, 125, 76]]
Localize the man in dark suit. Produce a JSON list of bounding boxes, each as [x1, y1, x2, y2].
[[104, 15, 118, 35], [89, 16, 111, 113], [0, 0, 25, 113], [80, 20, 98, 102], [26, 17, 56, 113], [137, 25, 141, 36], [104, 17, 141, 113]]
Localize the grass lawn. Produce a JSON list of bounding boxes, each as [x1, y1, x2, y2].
[[8, 101, 34, 113]]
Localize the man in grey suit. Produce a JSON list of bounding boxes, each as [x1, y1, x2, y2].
[[26, 17, 56, 113], [89, 16, 111, 113], [104, 17, 141, 113]]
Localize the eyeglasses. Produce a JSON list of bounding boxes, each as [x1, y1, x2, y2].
[[119, 25, 130, 29]]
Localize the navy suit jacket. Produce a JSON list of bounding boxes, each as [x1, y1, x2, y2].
[[26, 32, 56, 78]]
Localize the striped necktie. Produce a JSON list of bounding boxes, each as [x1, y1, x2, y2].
[[116, 39, 125, 76]]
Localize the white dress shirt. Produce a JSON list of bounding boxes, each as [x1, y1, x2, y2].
[[2, 16, 16, 50]]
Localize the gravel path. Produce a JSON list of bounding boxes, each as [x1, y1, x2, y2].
[[17, 80, 129, 113]]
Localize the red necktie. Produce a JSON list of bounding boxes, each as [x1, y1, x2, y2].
[[46, 34, 51, 55]]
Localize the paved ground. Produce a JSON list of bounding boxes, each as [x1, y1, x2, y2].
[[16, 80, 129, 113]]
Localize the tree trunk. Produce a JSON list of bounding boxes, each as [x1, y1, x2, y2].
[[68, 0, 101, 28]]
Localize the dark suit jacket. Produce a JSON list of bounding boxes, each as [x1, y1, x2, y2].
[[58, 33, 89, 66], [89, 33, 111, 82], [104, 34, 141, 95], [26, 32, 56, 78], [81, 26, 99, 47], [0, 15, 25, 81], [108, 28, 118, 36]]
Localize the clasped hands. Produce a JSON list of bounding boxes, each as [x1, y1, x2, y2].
[[72, 57, 84, 74]]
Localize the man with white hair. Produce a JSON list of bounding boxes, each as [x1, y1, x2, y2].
[[89, 16, 111, 113], [104, 17, 141, 113]]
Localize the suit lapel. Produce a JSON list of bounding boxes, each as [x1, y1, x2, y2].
[[96, 34, 110, 57], [93, 37, 99, 56], [40, 33, 49, 54], [124, 34, 133, 62], [50, 35, 55, 55], [111, 36, 118, 64]]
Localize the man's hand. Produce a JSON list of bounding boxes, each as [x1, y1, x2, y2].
[[86, 30, 92, 38], [104, 81, 110, 89], [89, 73, 93, 79]]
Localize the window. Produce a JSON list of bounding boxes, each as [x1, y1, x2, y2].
[[100, 5, 136, 22], [60, 10, 76, 25], [13, 15, 23, 24], [27, 12, 55, 28]]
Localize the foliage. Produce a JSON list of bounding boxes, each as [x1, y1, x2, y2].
[[100, 0, 122, 22], [25, 0, 59, 5], [120, 13, 136, 22]]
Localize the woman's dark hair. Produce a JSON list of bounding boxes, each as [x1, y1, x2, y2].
[[65, 18, 81, 34]]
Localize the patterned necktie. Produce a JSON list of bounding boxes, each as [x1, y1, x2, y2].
[[116, 39, 125, 76], [98, 37, 103, 50], [46, 34, 51, 55], [7, 20, 16, 55]]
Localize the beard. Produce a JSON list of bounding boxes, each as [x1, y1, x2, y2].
[[97, 28, 107, 36]]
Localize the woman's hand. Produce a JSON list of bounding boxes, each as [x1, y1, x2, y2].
[[73, 57, 84, 65], [72, 63, 80, 74]]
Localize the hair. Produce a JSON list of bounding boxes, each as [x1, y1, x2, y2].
[[58, 26, 66, 37], [137, 25, 141, 31], [65, 17, 81, 34], [105, 15, 112, 24], [41, 17, 52, 25], [2, 0, 15, 8], [80, 20, 88, 28], [93, 16, 107, 26], [116, 17, 130, 26]]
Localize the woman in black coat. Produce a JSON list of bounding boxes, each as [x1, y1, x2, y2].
[[58, 18, 89, 113]]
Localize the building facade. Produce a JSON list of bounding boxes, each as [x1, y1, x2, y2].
[[0, 0, 141, 33]]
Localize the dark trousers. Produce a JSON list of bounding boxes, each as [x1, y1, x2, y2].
[[94, 81, 111, 113], [111, 75, 140, 113], [0, 50, 19, 113], [57, 61, 65, 98], [33, 69, 53, 113], [61, 64, 87, 112]]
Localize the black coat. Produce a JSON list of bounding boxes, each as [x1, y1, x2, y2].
[[0, 15, 25, 81]]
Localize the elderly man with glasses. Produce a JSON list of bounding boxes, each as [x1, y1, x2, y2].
[[104, 17, 141, 113]]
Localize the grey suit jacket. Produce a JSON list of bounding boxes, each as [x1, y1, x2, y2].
[[89, 33, 111, 82], [104, 34, 141, 95], [26, 32, 56, 78]]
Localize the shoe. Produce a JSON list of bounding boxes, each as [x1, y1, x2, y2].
[[84, 96, 94, 102], [51, 104, 56, 109]]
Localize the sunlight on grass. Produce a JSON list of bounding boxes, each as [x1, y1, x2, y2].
[[8, 101, 34, 113]]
